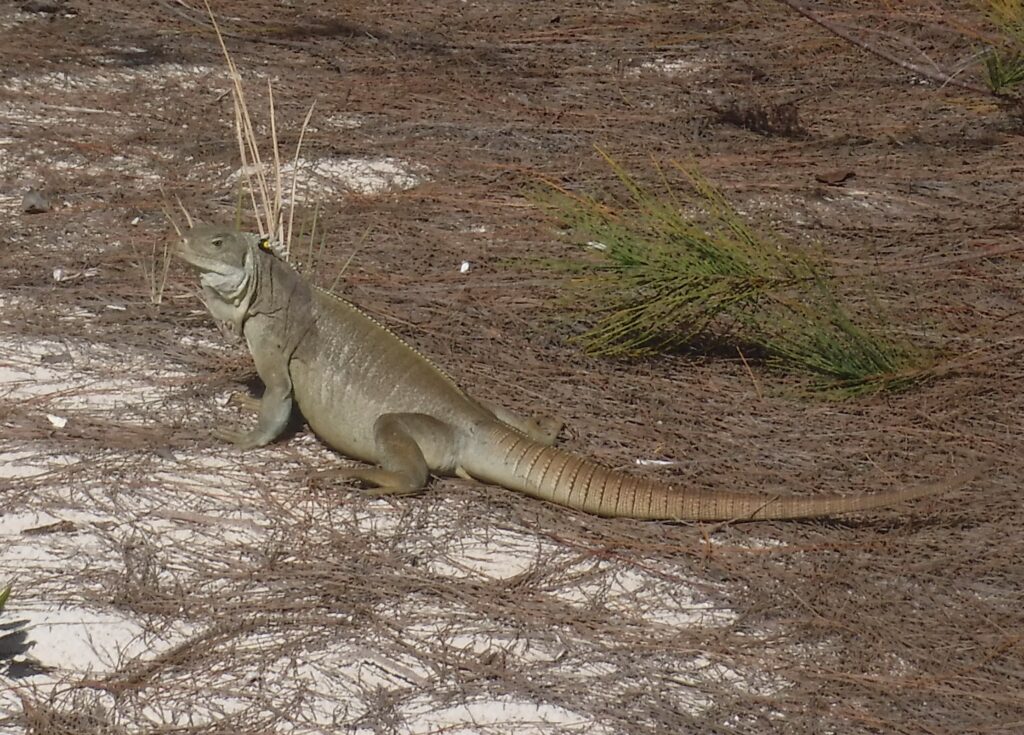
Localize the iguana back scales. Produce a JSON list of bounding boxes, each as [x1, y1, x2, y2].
[[176, 225, 969, 521]]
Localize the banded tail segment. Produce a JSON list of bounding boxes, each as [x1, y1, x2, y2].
[[464, 422, 970, 521]]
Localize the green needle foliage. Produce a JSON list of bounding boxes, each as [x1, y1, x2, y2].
[[537, 152, 935, 397], [984, 48, 1024, 93], [981, 0, 1024, 94]]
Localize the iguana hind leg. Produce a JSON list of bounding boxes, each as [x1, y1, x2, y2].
[[320, 413, 454, 496], [480, 401, 563, 445]]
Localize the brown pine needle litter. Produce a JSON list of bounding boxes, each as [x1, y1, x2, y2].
[[0, 1, 1020, 734]]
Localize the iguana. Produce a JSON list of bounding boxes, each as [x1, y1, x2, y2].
[[176, 224, 969, 521]]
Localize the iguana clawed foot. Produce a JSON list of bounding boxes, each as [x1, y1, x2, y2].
[[212, 426, 269, 450], [480, 401, 563, 445], [521, 414, 564, 445], [307, 466, 426, 497], [227, 392, 262, 412], [213, 394, 274, 447], [214, 384, 293, 450]]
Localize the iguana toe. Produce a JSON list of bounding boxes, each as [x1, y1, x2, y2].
[[528, 415, 564, 445], [228, 393, 262, 412], [212, 427, 266, 450]]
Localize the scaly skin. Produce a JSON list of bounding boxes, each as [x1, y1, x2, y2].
[[176, 225, 971, 521]]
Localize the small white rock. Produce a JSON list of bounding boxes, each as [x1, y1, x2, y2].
[[635, 458, 679, 467], [52, 267, 64, 282], [46, 414, 67, 429], [459, 261, 471, 274]]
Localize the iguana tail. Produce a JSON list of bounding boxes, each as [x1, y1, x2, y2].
[[463, 421, 975, 521]]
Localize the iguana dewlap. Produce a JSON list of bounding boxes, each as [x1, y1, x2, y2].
[[176, 225, 962, 521]]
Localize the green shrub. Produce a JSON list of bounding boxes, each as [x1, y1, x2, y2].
[[537, 152, 936, 397]]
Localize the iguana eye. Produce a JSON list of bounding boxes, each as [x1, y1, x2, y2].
[[210, 237, 223, 248], [258, 237, 272, 252]]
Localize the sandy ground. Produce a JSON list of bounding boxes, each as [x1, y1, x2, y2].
[[1, 2, 1022, 734]]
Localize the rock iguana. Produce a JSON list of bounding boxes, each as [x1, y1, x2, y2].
[[176, 225, 968, 521]]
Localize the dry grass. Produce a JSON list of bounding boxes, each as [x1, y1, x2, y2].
[[0, 1, 1022, 734]]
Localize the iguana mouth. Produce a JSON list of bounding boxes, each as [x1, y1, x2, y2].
[[176, 232, 240, 274], [173, 234, 206, 268]]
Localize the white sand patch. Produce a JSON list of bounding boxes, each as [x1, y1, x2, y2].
[[0, 606, 151, 674], [0, 62, 221, 187], [0, 193, 21, 216], [405, 621, 564, 665], [338, 504, 407, 536], [46, 150, 161, 182], [0, 450, 77, 479], [630, 56, 708, 77], [817, 187, 905, 215], [0, 543, 67, 570], [382, 697, 603, 735], [0, 507, 120, 585], [0, 312, 757, 735], [0, 606, 190, 730], [0, 336, 178, 413], [0, 509, 110, 534], [249, 642, 604, 735], [0, 10, 34, 32], [1, 63, 219, 94], [231, 156, 427, 200], [0, 100, 57, 128], [179, 333, 234, 352], [148, 461, 254, 500], [558, 563, 736, 628], [266, 645, 435, 726], [323, 113, 366, 130], [720, 534, 788, 550], [427, 528, 549, 580], [0, 110, 160, 184], [0, 368, 162, 411]]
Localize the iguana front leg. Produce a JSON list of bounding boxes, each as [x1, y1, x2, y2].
[[214, 384, 292, 450], [214, 333, 294, 449]]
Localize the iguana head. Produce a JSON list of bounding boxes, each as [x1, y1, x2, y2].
[[176, 225, 274, 304]]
